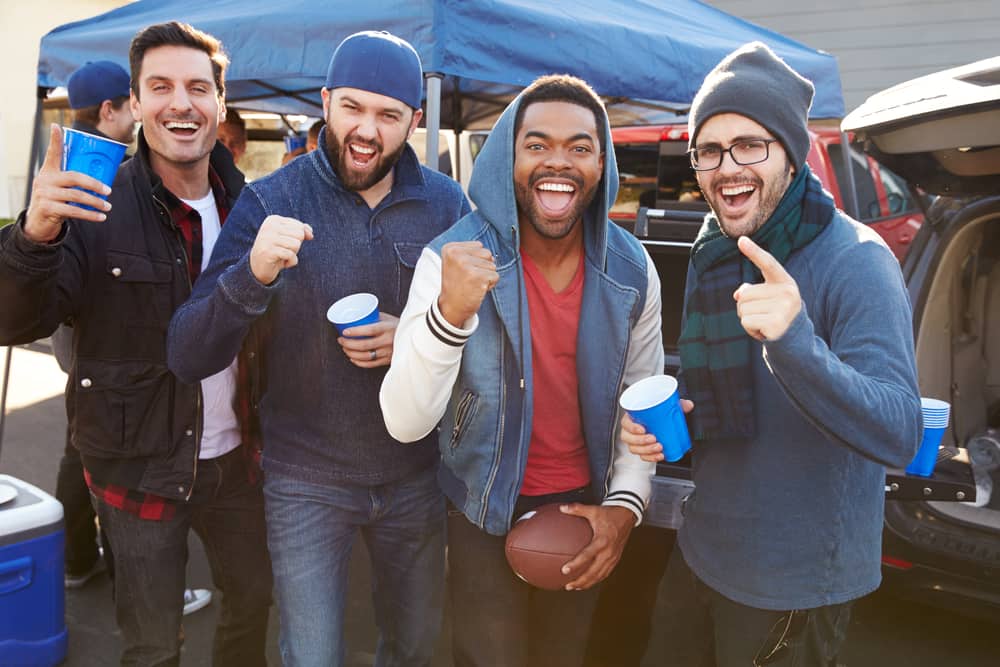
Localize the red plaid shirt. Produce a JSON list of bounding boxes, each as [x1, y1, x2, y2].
[[87, 168, 235, 521]]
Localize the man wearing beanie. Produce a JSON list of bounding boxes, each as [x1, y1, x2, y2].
[[622, 42, 921, 665], [168, 30, 469, 666]]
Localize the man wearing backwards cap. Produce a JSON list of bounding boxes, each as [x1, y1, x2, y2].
[[168, 30, 470, 666], [66, 60, 137, 145], [52, 59, 135, 592], [622, 42, 921, 665]]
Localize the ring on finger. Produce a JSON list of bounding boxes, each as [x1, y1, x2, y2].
[[370, 349, 377, 361]]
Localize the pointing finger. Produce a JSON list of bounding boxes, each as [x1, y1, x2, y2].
[[737, 236, 793, 285]]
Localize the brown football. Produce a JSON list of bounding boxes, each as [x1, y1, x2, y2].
[[504, 502, 594, 590]]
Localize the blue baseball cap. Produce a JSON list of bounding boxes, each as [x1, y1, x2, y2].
[[325, 31, 423, 109], [67, 60, 131, 110]]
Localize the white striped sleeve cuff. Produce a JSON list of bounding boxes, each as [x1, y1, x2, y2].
[[425, 297, 475, 348], [603, 489, 647, 526]]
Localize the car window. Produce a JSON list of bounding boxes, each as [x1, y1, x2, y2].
[[875, 162, 917, 215], [612, 143, 659, 215], [827, 143, 880, 222]]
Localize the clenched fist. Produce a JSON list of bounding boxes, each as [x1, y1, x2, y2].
[[24, 124, 113, 243], [249, 215, 314, 285], [438, 241, 499, 327], [733, 236, 802, 342]]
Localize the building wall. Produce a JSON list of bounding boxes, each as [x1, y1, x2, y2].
[[0, 0, 129, 218], [707, 0, 1000, 113]]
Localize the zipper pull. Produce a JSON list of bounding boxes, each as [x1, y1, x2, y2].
[[511, 225, 526, 392]]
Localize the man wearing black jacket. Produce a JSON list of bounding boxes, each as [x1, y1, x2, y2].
[[0, 22, 272, 666]]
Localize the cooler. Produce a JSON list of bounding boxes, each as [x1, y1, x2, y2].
[[0, 474, 67, 667]]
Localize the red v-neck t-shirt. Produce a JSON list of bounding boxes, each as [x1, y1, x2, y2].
[[519, 251, 591, 496]]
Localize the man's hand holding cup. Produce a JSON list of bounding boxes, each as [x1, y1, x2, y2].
[[24, 124, 113, 244]]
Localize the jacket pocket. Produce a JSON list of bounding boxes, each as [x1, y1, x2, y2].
[[105, 250, 175, 327], [70, 360, 176, 459], [394, 242, 425, 306], [450, 390, 480, 450]]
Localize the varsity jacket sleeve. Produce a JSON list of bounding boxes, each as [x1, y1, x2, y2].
[[604, 248, 663, 524], [167, 186, 279, 383], [380, 247, 477, 443], [761, 237, 922, 469]]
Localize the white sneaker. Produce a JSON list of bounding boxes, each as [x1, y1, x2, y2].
[[182, 588, 212, 616]]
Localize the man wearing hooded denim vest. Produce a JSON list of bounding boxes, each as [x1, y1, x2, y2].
[[622, 43, 922, 666], [381, 75, 662, 666], [168, 31, 469, 666]]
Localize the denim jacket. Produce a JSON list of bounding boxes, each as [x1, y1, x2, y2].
[[381, 93, 662, 535], [169, 132, 469, 486]]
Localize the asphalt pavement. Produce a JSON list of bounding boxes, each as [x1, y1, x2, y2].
[[1, 343, 997, 666]]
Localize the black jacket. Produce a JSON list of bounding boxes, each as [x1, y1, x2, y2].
[[0, 131, 248, 499]]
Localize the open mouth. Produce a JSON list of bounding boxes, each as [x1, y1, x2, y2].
[[164, 120, 200, 137], [534, 180, 577, 216], [348, 142, 378, 169], [720, 183, 756, 209]]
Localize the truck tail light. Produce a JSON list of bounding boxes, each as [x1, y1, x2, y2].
[[660, 129, 689, 141], [881, 554, 914, 570]]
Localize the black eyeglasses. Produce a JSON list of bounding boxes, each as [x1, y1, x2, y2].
[[688, 138, 780, 171]]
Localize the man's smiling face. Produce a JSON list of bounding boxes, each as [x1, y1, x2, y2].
[[693, 113, 794, 238], [131, 45, 225, 174], [513, 100, 604, 240]]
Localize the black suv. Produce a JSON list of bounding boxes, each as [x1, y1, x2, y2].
[[842, 56, 1000, 618]]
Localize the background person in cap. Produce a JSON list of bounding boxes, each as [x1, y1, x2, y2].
[[621, 41, 922, 665], [52, 58, 135, 593], [66, 60, 137, 145], [0, 22, 274, 664], [167, 29, 469, 665]]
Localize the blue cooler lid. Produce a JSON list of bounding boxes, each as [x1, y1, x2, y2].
[[0, 474, 64, 546]]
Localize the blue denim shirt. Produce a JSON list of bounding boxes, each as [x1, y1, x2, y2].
[[168, 133, 470, 485]]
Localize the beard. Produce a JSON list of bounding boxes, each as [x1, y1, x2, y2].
[[706, 162, 793, 238], [514, 170, 600, 240], [325, 130, 407, 192]]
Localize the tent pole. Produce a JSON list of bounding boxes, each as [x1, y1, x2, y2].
[[424, 73, 443, 172]]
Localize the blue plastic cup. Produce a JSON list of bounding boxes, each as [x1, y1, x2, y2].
[[326, 293, 379, 337], [905, 397, 952, 477], [61, 127, 127, 210], [906, 426, 947, 477], [619, 375, 692, 462], [284, 135, 306, 152]]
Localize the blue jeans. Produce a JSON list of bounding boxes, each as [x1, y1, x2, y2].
[[264, 463, 446, 667], [94, 447, 273, 667]]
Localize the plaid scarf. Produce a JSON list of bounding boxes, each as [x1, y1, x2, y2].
[[678, 165, 835, 441]]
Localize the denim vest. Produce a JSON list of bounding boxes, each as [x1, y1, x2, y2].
[[429, 213, 648, 535]]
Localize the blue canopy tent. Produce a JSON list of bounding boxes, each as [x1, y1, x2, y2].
[[32, 0, 844, 172]]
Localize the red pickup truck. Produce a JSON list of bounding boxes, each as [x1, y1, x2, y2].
[[610, 122, 924, 262]]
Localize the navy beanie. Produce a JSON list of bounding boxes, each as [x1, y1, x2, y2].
[[67, 61, 131, 110], [688, 42, 815, 170], [325, 31, 423, 110]]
